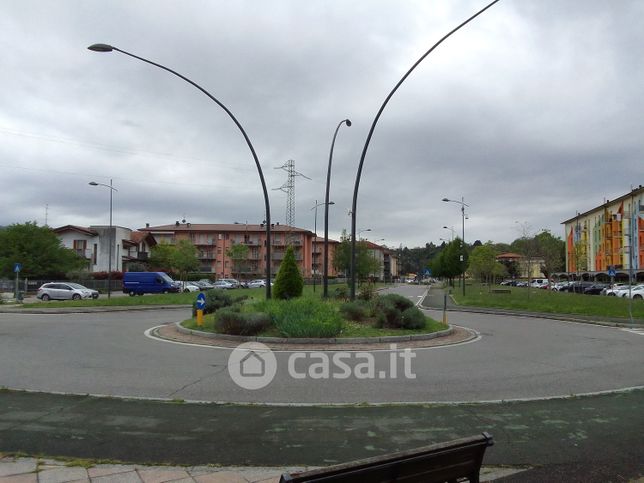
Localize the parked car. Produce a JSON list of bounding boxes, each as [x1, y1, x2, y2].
[[566, 281, 595, 294], [197, 279, 215, 290], [212, 280, 235, 290], [37, 282, 99, 301], [625, 285, 644, 300], [176, 281, 200, 293], [218, 278, 241, 288], [122, 272, 180, 296], [530, 279, 549, 289], [246, 279, 267, 288], [583, 283, 609, 295], [604, 283, 628, 296], [551, 281, 570, 291]]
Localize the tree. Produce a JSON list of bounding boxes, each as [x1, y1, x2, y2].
[[173, 240, 199, 279], [273, 245, 303, 299], [468, 244, 503, 285], [333, 233, 382, 281], [534, 230, 565, 278], [0, 222, 86, 278], [148, 240, 199, 279], [226, 243, 249, 279]]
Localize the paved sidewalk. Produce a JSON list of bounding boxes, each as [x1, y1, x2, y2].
[[0, 456, 527, 482]]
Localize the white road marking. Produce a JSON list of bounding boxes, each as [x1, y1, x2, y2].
[[621, 328, 644, 336]]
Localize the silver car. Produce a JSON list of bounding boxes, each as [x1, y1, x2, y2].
[[37, 282, 99, 301]]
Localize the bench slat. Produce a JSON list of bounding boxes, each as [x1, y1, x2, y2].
[[280, 433, 493, 483]]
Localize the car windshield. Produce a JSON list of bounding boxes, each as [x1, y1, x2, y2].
[[66, 283, 87, 289]]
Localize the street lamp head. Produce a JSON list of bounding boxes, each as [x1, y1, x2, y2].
[[89, 181, 99, 186], [328, 201, 335, 206], [344, 119, 352, 127], [88, 43, 114, 52], [442, 225, 448, 229], [441, 198, 450, 202]]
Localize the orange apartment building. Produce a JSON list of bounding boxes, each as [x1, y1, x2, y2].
[[140, 222, 340, 280]]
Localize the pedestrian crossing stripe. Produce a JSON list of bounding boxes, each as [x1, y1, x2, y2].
[[621, 328, 644, 336]]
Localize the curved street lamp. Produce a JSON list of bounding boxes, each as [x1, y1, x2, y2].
[[348, 0, 500, 300], [324, 119, 351, 298], [89, 179, 117, 299], [87, 43, 273, 298], [311, 200, 335, 293], [442, 196, 469, 296], [442, 225, 456, 240]]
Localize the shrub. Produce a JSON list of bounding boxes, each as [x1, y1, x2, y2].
[[333, 286, 348, 301], [273, 246, 304, 299], [379, 293, 415, 312], [400, 307, 427, 329], [375, 297, 402, 328], [357, 283, 376, 301], [252, 297, 343, 338], [215, 309, 271, 336], [339, 300, 370, 322]]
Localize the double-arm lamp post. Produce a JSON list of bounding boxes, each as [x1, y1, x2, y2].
[[89, 179, 117, 299], [442, 197, 469, 296], [348, 0, 500, 300], [324, 119, 351, 298], [88, 43, 272, 299]]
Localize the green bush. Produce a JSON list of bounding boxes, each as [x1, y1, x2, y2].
[[400, 307, 427, 329], [333, 286, 348, 301], [375, 297, 402, 328], [273, 246, 304, 299], [379, 293, 415, 312], [339, 300, 370, 322], [357, 283, 376, 301], [215, 308, 271, 336], [252, 297, 343, 338]]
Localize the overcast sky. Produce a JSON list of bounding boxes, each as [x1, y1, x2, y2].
[[1, 0, 642, 248]]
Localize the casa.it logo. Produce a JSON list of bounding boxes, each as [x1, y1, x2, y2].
[[227, 342, 277, 390]]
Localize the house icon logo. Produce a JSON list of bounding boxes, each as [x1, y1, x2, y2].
[[240, 351, 266, 377], [228, 342, 277, 390]]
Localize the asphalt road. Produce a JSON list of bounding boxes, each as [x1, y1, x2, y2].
[[0, 285, 642, 404]]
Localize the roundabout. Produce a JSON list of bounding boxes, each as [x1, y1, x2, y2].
[[0, 285, 642, 404]]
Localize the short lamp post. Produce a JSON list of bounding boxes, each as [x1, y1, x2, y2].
[[89, 179, 117, 299], [442, 197, 469, 296]]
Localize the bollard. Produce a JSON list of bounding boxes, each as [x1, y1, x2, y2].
[[442, 292, 448, 325], [196, 309, 204, 327]]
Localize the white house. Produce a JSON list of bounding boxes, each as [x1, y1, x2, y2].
[[53, 225, 156, 273]]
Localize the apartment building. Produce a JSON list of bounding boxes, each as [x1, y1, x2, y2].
[[562, 185, 643, 280], [140, 222, 320, 279]]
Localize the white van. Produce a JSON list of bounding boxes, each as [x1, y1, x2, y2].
[[530, 279, 549, 289]]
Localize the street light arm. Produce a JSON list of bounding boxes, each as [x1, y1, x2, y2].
[[88, 44, 272, 297], [350, 0, 500, 299]]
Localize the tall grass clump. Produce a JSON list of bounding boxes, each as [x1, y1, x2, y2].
[[251, 297, 343, 338]]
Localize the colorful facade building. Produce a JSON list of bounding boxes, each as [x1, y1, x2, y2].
[[562, 186, 644, 281]]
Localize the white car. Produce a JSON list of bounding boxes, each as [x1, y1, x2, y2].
[[176, 281, 200, 293], [212, 280, 235, 290], [247, 279, 272, 288], [37, 282, 99, 301], [622, 284, 644, 300]]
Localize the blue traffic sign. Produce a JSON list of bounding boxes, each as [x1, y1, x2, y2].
[[424, 268, 431, 276], [196, 293, 206, 310], [608, 266, 616, 277], [13, 263, 22, 273]]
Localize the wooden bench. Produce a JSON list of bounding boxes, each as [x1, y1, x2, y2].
[[279, 432, 493, 483], [491, 288, 511, 294]]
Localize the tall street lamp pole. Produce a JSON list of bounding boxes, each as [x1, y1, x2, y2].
[[89, 180, 117, 299], [324, 119, 351, 298], [349, 0, 500, 300], [312, 200, 334, 293], [442, 197, 469, 296], [88, 43, 272, 299]]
